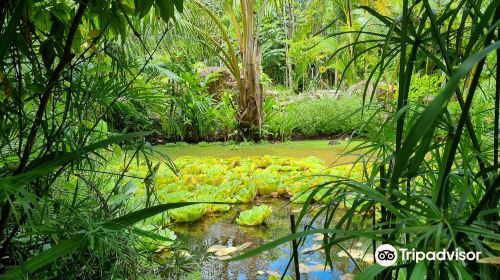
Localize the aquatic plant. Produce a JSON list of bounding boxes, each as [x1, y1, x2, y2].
[[236, 205, 273, 226], [235, 185, 258, 203], [169, 205, 206, 223], [103, 154, 367, 227]]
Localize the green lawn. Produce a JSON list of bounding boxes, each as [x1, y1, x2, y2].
[[155, 140, 360, 164]]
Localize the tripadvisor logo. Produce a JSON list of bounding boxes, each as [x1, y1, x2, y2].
[[375, 244, 482, 267], [375, 244, 398, 267]]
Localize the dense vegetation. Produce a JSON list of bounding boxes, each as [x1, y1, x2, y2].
[[1, 0, 500, 279]]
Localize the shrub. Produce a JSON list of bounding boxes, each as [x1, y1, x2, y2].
[[265, 95, 382, 139]]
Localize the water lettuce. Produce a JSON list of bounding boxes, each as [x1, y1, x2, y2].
[[169, 205, 205, 222], [235, 185, 257, 203], [199, 194, 232, 213], [253, 172, 279, 195], [236, 205, 272, 226], [111, 155, 368, 225]]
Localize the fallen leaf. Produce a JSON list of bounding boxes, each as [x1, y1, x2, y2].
[[310, 263, 329, 271], [207, 245, 225, 253], [297, 263, 330, 273], [208, 242, 253, 257], [214, 246, 239, 257]]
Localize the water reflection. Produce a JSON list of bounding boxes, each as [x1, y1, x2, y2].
[[170, 198, 361, 280]]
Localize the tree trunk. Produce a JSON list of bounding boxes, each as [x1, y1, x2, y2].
[[283, 0, 294, 91], [237, 0, 263, 140]]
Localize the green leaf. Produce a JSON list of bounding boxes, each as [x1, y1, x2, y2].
[[1, 235, 86, 279], [172, 0, 183, 13], [410, 261, 427, 280], [483, 241, 500, 251], [133, 227, 175, 243], [103, 202, 201, 230], [2, 202, 209, 277], [354, 264, 386, 280], [450, 261, 473, 280], [135, 226, 176, 251], [156, 0, 175, 23], [169, 204, 206, 222], [135, 0, 154, 18], [147, 64, 182, 81]]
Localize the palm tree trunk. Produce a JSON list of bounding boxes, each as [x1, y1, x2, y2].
[[237, 0, 263, 140]]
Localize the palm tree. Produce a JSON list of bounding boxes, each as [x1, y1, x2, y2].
[[193, 0, 264, 140], [236, 0, 264, 140]]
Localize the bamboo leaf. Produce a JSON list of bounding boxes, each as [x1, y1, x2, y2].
[[132, 227, 174, 242], [451, 261, 473, 280]]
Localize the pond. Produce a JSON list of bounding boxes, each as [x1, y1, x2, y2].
[[149, 140, 371, 279], [170, 197, 369, 280]]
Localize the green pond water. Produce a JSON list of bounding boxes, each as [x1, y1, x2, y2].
[[155, 140, 359, 165], [155, 141, 370, 280]]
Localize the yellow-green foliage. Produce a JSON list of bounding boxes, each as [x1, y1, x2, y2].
[[111, 155, 366, 223], [236, 205, 273, 226]]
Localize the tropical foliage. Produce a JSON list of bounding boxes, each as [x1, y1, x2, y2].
[[0, 0, 190, 278], [231, 1, 500, 280], [2, 0, 500, 279]]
